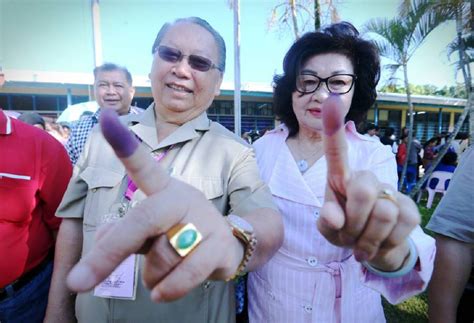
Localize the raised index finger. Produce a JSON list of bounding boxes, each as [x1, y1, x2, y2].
[[322, 94, 350, 196], [67, 108, 173, 291], [100, 108, 172, 196]]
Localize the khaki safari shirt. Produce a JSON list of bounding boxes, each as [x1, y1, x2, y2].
[[56, 104, 276, 323]]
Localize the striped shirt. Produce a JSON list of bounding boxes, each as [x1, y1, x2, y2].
[[248, 123, 435, 323], [65, 106, 142, 165]]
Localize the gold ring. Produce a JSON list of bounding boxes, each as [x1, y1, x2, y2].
[[167, 223, 202, 257], [379, 188, 398, 205]]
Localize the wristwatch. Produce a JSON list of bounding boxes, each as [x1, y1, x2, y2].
[[226, 214, 257, 280]]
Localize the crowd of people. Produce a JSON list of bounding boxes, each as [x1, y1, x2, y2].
[[0, 17, 472, 323], [360, 122, 468, 192]]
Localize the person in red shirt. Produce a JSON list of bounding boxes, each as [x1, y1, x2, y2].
[[0, 109, 72, 322]]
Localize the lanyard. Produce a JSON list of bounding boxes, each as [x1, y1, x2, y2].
[[124, 145, 174, 201]]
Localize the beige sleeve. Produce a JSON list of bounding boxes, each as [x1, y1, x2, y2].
[[227, 147, 277, 216], [55, 133, 92, 219]]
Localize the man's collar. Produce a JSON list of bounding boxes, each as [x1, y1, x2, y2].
[[0, 109, 12, 135], [129, 103, 211, 151], [92, 109, 101, 120]]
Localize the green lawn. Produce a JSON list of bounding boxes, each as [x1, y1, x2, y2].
[[383, 193, 440, 323]]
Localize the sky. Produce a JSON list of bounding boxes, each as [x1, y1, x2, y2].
[[139, 0, 459, 90], [2, 0, 461, 90]]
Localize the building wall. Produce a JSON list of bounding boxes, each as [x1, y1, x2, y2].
[[0, 87, 468, 144]]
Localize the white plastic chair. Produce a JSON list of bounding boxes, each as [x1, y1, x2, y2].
[[426, 171, 454, 209]]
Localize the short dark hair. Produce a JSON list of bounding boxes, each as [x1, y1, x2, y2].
[[18, 112, 45, 129], [441, 151, 457, 166], [384, 127, 395, 137], [151, 17, 226, 72], [366, 123, 377, 131], [273, 21, 380, 136], [93, 63, 133, 85]]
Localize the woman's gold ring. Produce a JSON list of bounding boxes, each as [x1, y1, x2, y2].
[[378, 188, 398, 205]]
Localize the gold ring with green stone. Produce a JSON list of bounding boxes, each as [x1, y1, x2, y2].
[[167, 223, 203, 257]]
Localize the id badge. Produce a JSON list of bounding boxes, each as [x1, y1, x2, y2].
[[93, 202, 139, 300]]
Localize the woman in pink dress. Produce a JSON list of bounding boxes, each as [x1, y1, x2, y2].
[[248, 22, 435, 323]]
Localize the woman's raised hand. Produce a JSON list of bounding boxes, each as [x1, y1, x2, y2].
[[317, 95, 420, 271]]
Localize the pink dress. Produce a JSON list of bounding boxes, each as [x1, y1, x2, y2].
[[248, 123, 435, 323]]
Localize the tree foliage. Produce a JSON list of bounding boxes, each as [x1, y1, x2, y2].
[[364, 0, 448, 191], [409, 0, 472, 198], [268, 0, 340, 40], [379, 83, 467, 98]]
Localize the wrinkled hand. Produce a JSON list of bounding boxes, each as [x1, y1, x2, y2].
[[317, 95, 420, 271], [66, 109, 242, 302]]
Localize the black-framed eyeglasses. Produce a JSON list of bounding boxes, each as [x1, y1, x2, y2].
[[156, 45, 222, 72], [296, 73, 357, 95]]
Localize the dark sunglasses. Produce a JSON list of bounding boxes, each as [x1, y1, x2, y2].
[[156, 45, 222, 72]]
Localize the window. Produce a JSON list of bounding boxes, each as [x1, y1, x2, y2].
[[12, 95, 33, 111], [71, 96, 89, 105], [0, 94, 9, 109], [36, 96, 58, 111], [132, 97, 153, 109]]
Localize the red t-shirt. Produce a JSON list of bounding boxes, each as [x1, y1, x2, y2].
[[396, 142, 407, 166], [0, 110, 72, 287]]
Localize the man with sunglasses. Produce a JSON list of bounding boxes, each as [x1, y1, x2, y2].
[[45, 17, 282, 323], [65, 63, 141, 165]]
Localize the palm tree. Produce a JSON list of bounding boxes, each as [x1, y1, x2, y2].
[[268, 0, 314, 39], [314, 0, 321, 30], [364, 0, 448, 191], [410, 0, 472, 198], [269, 0, 339, 40], [314, 0, 340, 30]]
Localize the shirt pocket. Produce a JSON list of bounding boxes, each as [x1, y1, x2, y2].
[[174, 176, 224, 200], [173, 176, 226, 212], [0, 172, 36, 222], [80, 167, 124, 229]]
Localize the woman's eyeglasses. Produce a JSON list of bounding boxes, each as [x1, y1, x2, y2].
[[296, 73, 357, 95], [156, 45, 222, 72]]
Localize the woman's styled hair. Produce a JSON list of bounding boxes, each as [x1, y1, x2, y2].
[[273, 22, 380, 136]]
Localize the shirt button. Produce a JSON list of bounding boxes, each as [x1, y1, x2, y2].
[[314, 210, 320, 217], [304, 305, 313, 313], [267, 290, 276, 300], [307, 257, 318, 267], [91, 188, 97, 193], [203, 281, 211, 289]]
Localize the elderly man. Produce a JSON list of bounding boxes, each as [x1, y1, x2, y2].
[[45, 17, 282, 323], [65, 63, 141, 164], [0, 108, 72, 322]]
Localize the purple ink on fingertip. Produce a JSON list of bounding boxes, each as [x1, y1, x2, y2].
[[100, 108, 139, 158], [322, 94, 344, 136]]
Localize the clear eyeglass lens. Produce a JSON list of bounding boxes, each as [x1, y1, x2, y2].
[[297, 74, 354, 94], [327, 75, 353, 93]]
